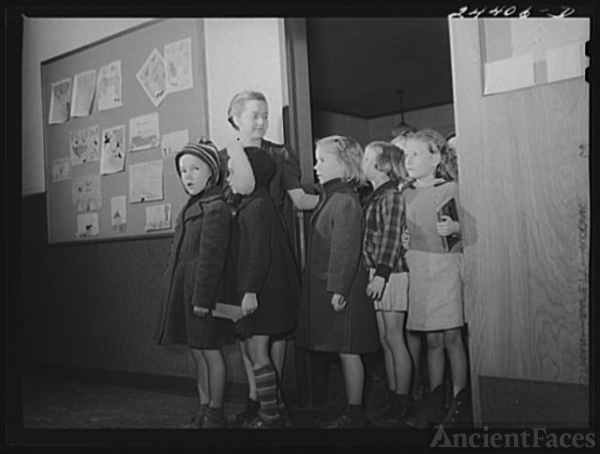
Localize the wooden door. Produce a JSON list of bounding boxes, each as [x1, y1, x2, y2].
[[449, 18, 589, 425]]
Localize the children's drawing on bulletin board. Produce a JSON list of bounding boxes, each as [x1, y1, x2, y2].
[[52, 158, 72, 182], [129, 112, 160, 151], [111, 195, 128, 233], [76, 212, 99, 238], [70, 69, 97, 117], [165, 37, 194, 94], [161, 129, 189, 158], [145, 203, 171, 231], [72, 174, 102, 212], [49, 78, 72, 124], [96, 60, 123, 111], [70, 124, 100, 166], [129, 159, 164, 203], [100, 124, 126, 175], [136, 48, 167, 107]]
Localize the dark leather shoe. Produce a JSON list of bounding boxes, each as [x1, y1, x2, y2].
[[321, 412, 368, 429], [243, 415, 284, 429]]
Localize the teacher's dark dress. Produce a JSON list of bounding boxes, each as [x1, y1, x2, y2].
[[295, 179, 380, 354], [154, 187, 235, 349]]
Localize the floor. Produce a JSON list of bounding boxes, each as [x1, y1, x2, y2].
[[21, 360, 403, 430]]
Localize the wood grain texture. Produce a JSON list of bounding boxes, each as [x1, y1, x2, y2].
[[450, 19, 589, 423]]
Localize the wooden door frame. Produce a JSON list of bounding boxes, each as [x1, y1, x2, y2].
[[283, 18, 315, 187]]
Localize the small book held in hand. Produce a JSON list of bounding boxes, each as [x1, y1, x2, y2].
[[212, 302, 244, 322], [436, 197, 460, 252]]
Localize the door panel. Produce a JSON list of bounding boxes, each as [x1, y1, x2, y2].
[[449, 19, 589, 423]]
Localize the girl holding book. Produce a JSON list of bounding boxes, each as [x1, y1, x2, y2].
[[220, 91, 317, 427], [400, 128, 471, 429], [224, 144, 301, 428]]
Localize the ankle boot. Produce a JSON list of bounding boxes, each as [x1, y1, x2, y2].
[[439, 388, 472, 428], [405, 384, 446, 429], [395, 394, 414, 421], [182, 403, 208, 429], [370, 390, 397, 425], [232, 398, 260, 426]]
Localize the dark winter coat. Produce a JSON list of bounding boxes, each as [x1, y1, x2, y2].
[[154, 187, 235, 349], [295, 179, 380, 354], [227, 187, 301, 337]]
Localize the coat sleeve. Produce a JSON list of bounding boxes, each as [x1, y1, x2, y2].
[[192, 201, 232, 309], [278, 143, 302, 191], [239, 198, 272, 294], [373, 192, 404, 279], [326, 195, 363, 296]]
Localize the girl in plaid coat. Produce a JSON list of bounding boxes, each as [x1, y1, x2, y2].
[[361, 141, 413, 426]]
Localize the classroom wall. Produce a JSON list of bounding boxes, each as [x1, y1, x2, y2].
[[368, 103, 455, 141], [21, 18, 289, 389], [312, 103, 454, 147], [311, 109, 370, 145]]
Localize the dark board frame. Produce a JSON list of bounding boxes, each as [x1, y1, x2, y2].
[[41, 18, 208, 244]]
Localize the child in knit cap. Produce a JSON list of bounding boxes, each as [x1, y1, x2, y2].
[[154, 138, 235, 429]]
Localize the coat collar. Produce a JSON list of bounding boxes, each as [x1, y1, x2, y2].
[[364, 180, 398, 205], [312, 178, 357, 222], [182, 187, 224, 221], [317, 178, 355, 196], [402, 178, 448, 191]]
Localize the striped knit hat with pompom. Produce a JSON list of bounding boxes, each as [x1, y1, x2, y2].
[[175, 137, 221, 188]]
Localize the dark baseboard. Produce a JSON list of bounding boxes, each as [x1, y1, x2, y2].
[[22, 363, 253, 403], [22, 362, 297, 405], [479, 375, 590, 428]]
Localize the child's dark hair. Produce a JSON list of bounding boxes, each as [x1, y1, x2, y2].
[[365, 141, 407, 183]]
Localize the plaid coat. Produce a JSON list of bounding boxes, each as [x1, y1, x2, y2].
[[362, 180, 408, 279]]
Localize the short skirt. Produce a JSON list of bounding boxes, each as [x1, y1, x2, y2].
[[406, 250, 464, 331]]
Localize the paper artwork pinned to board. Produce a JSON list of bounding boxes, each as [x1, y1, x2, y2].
[[70, 69, 97, 117], [72, 174, 102, 212], [97, 60, 123, 111], [70, 124, 100, 166], [49, 78, 72, 124], [129, 159, 164, 203], [164, 37, 194, 94], [145, 203, 171, 231], [76, 212, 99, 238], [136, 48, 167, 107], [52, 158, 72, 182], [111, 195, 128, 233], [161, 129, 189, 158], [100, 124, 126, 175], [129, 112, 160, 152]]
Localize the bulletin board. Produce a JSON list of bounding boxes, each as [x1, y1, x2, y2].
[[41, 19, 209, 244]]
